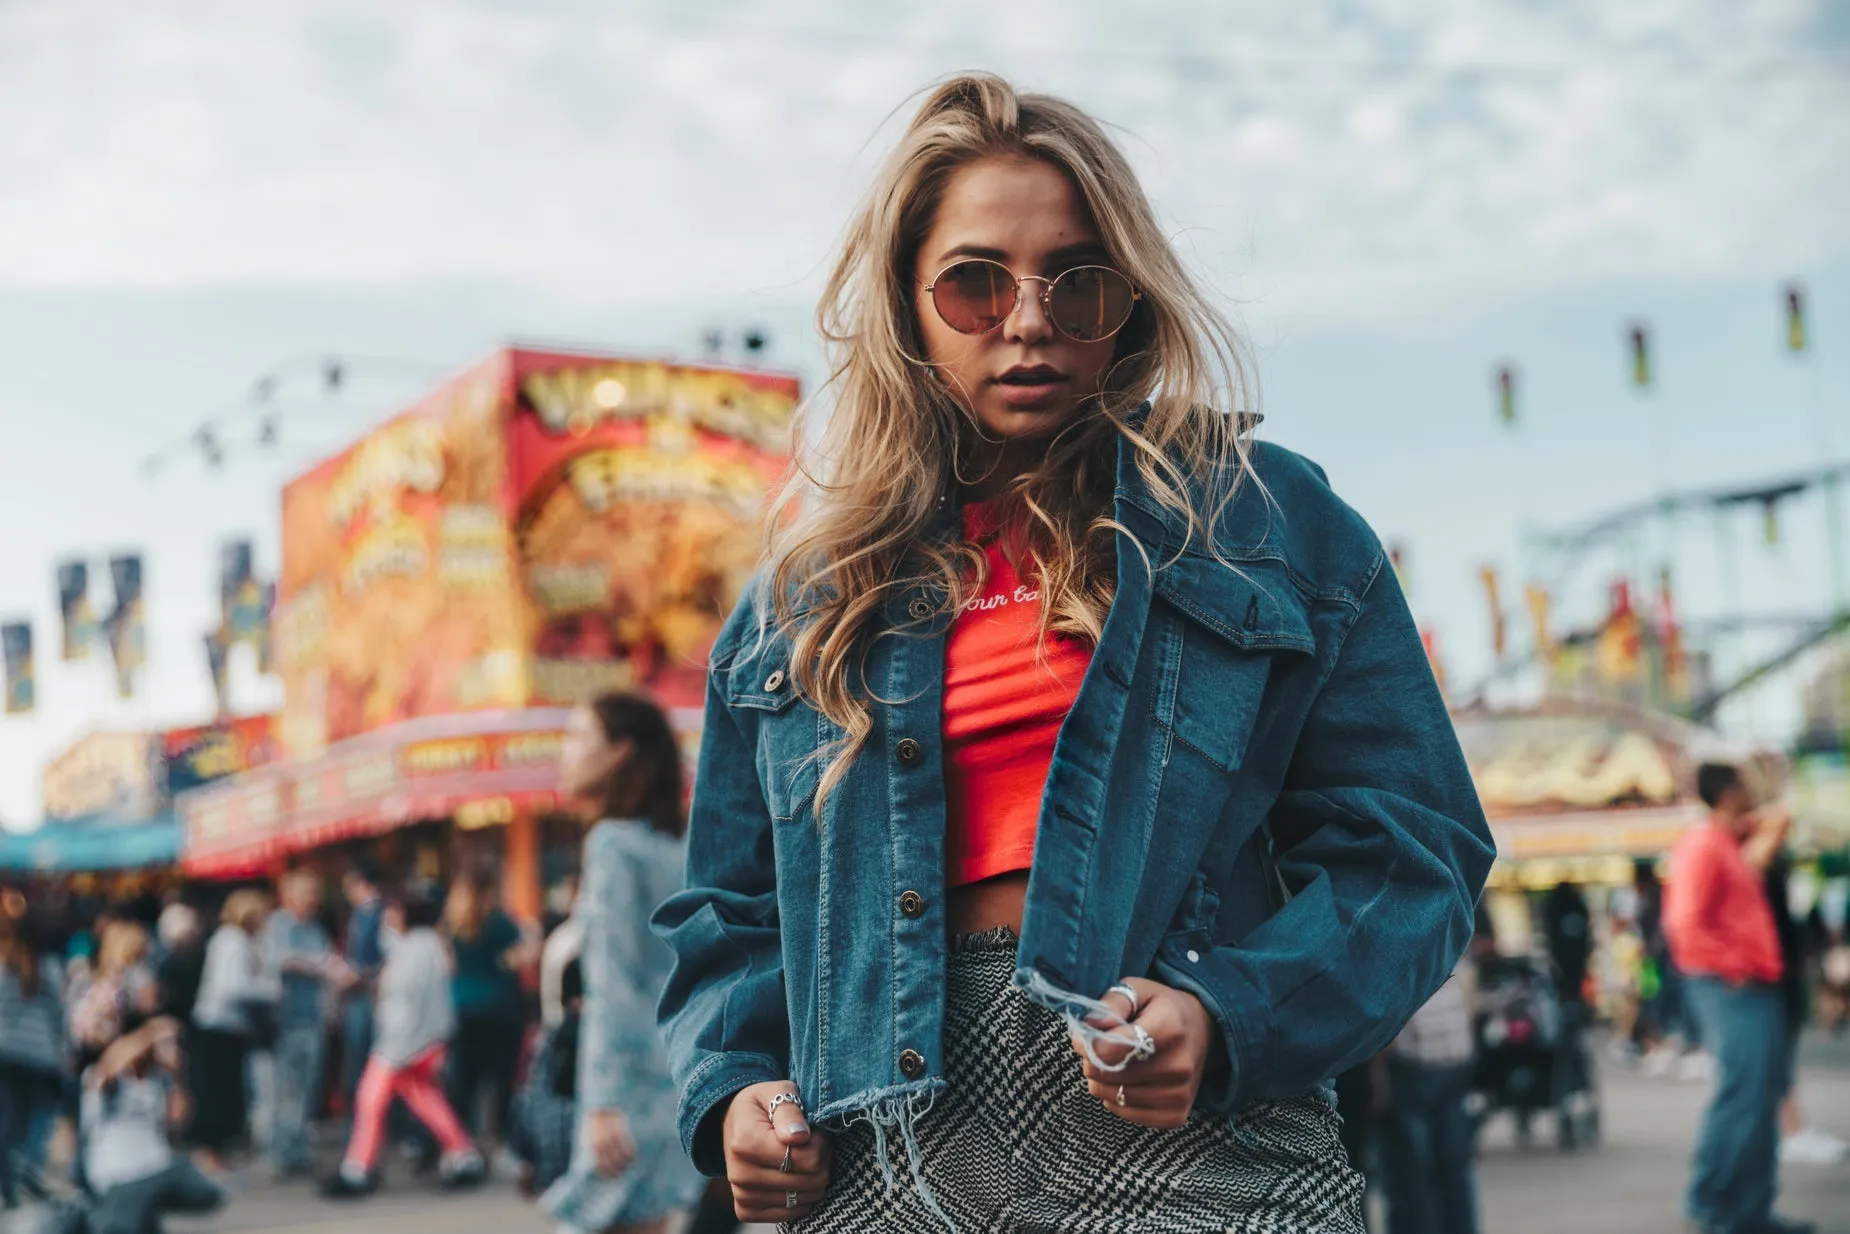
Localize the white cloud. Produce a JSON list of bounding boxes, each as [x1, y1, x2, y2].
[[0, 0, 1844, 318]]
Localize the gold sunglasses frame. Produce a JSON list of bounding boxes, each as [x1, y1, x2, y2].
[[921, 259, 1143, 342]]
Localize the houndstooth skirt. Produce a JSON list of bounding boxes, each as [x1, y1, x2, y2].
[[785, 929, 1364, 1234]]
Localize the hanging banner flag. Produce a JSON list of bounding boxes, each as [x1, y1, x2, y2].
[[204, 628, 231, 717], [1786, 284, 1807, 353], [1388, 542, 1409, 595], [1657, 565, 1686, 699], [1628, 323, 1651, 388], [57, 560, 96, 662], [1525, 583, 1553, 660], [1420, 626, 1447, 697], [1495, 364, 1517, 426], [1479, 564, 1507, 660], [219, 540, 267, 646], [2, 622, 33, 714], [1598, 579, 1644, 683], [105, 554, 146, 699], [254, 581, 276, 674]]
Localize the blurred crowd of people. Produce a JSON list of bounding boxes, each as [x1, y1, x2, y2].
[[0, 691, 743, 1234], [7, 732, 1850, 1234]]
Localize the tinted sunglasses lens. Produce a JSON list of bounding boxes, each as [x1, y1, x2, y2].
[[1050, 267, 1136, 341], [932, 261, 1016, 334]]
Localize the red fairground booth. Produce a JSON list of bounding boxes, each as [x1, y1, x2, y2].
[[179, 347, 798, 917]]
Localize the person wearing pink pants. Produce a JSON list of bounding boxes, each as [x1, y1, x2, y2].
[[325, 896, 484, 1197]]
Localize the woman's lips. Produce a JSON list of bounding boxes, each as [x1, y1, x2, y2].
[[993, 370, 1070, 408]]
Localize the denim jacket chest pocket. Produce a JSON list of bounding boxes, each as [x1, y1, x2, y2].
[[1149, 553, 1319, 777], [722, 661, 825, 824]]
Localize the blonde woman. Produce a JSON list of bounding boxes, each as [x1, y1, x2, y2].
[[655, 74, 1494, 1232], [190, 890, 270, 1168], [70, 921, 155, 1063]]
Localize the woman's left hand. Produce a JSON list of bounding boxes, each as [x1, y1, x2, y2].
[[587, 1108, 638, 1177], [1071, 977, 1215, 1129]]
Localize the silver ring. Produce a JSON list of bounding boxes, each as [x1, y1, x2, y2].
[[1108, 982, 1140, 1018], [786, 1189, 799, 1209], [780, 1145, 793, 1173], [1129, 1023, 1156, 1062], [766, 1091, 804, 1120], [1115, 1084, 1127, 1107]]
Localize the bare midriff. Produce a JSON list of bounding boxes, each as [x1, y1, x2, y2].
[[946, 870, 1030, 937]]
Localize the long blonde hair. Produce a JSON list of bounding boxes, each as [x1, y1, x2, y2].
[[766, 73, 1256, 805], [97, 919, 150, 978]]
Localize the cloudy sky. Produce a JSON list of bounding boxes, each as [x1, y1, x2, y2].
[[1, 0, 1847, 825]]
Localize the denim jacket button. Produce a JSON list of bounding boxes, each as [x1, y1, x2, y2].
[[895, 738, 923, 766], [898, 890, 925, 919], [907, 597, 934, 621], [898, 1048, 926, 1079], [763, 669, 786, 692]]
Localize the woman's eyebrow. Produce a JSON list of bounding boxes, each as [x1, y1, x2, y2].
[[934, 243, 1010, 264], [1044, 241, 1110, 264], [931, 240, 1112, 268]]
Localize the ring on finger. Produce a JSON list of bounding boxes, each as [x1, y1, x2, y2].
[[1115, 1084, 1127, 1107], [1108, 982, 1140, 1018], [1129, 1023, 1156, 1061], [780, 1145, 793, 1173], [767, 1090, 804, 1120], [786, 1189, 800, 1209]]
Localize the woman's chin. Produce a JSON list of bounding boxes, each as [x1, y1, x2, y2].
[[972, 402, 1076, 440]]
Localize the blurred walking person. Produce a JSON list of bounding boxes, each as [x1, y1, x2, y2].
[[1666, 763, 1813, 1234], [259, 871, 344, 1178], [1766, 850, 1847, 1167], [542, 694, 708, 1234], [0, 912, 67, 1208], [189, 891, 270, 1172], [1378, 958, 1481, 1234], [442, 870, 532, 1152], [510, 875, 581, 1198], [153, 905, 206, 1028], [323, 894, 484, 1197], [338, 862, 389, 1117]]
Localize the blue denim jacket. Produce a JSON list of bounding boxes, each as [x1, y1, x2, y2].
[[654, 432, 1495, 1177]]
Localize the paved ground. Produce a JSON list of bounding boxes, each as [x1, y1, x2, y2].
[[32, 1035, 1849, 1234]]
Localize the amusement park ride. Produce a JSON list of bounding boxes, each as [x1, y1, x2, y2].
[[1466, 455, 1850, 728], [1446, 287, 1850, 890]]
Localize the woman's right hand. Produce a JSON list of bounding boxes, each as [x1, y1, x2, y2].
[[721, 1080, 831, 1223]]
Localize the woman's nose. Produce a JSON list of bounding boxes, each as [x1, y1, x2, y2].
[[1003, 276, 1056, 344]]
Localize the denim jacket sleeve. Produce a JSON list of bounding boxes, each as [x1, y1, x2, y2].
[[652, 662, 790, 1177], [1152, 551, 1495, 1116]]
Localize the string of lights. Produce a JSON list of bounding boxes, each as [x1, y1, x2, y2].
[[137, 354, 449, 479]]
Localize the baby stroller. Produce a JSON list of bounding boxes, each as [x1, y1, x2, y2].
[[1470, 954, 1602, 1151]]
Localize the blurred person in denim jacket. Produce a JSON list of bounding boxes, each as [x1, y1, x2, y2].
[[540, 693, 710, 1234], [339, 861, 389, 1115], [258, 871, 348, 1178]]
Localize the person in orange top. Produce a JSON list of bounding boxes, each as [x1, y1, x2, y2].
[[1664, 762, 1811, 1234]]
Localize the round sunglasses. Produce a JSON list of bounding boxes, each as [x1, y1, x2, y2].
[[922, 259, 1142, 342]]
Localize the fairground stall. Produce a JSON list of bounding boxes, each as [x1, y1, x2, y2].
[[1454, 700, 1788, 1011], [0, 716, 278, 917], [177, 347, 799, 919]]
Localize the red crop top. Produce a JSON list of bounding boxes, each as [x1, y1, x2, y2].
[[941, 504, 1094, 888]]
